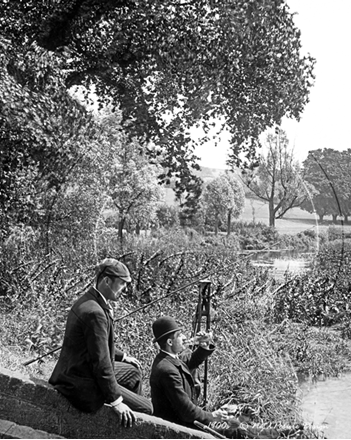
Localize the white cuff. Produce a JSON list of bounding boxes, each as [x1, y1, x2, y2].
[[110, 396, 123, 407], [121, 353, 126, 362]]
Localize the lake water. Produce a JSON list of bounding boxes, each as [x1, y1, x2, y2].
[[244, 250, 351, 437], [300, 374, 351, 438], [246, 249, 315, 280], [248, 250, 351, 437]]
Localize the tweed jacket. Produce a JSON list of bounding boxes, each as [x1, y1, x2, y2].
[[150, 345, 215, 426], [49, 287, 124, 412]]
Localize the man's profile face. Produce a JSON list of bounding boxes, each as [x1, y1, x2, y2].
[[104, 276, 127, 301], [169, 330, 186, 354]]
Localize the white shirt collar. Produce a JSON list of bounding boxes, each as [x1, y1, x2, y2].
[[160, 349, 178, 359]]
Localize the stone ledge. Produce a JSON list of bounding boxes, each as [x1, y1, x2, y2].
[[0, 367, 214, 439], [0, 418, 64, 439]]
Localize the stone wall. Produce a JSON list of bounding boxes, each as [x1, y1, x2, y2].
[[0, 418, 64, 439], [0, 367, 214, 439]]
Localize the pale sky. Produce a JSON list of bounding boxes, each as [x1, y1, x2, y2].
[[195, 0, 351, 168]]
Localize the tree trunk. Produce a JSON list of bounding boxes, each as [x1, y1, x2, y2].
[[136, 222, 141, 235], [118, 218, 125, 244], [345, 215, 348, 223], [227, 210, 232, 236], [269, 200, 275, 227], [214, 218, 219, 235], [318, 214, 324, 222], [332, 214, 338, 223], [124, 220, 130, 233]]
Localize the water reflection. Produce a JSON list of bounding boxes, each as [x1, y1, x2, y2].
[[246, 250, 314, 279], [300, 374, 351, 439], [245, 250, 351, 437]]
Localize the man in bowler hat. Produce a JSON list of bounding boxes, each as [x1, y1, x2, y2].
[[49, 258, 153, 427], [150, 315, 228, 428]]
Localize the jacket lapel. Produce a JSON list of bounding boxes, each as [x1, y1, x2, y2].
[[86, 287, 115, 361]]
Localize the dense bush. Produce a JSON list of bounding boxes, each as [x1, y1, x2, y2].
[[279, 230, 321, 250], [1, 226, 244, 358], [155, 204, 180, 229], [229, 221, 318, 251], [327, 226, 351, 241], [231, 221, 280, 250], [273, 242, 351, 331]]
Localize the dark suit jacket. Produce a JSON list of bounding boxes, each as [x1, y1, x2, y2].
[[49, 287, 124, 412], [150, 345, 215, 426]]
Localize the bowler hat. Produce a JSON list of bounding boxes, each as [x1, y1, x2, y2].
[[152, 316, 182, 343], [95, 258, 131, 283]]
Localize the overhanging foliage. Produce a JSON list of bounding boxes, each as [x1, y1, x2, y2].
[[1, 0, 315, 190]]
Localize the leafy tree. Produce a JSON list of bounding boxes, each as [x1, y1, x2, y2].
[[203, 173, 244, 235], [48, 181, 104, 249], [222, 172, 246, 235], [156, 204, 180, 229], [127, 199, 162, 235], [299, 194, 333, 223], [0, 38, 102, 247], [243, 129, 308, 227], [301, 149, 351, 223], [39, 108, 163, 249], [0, 0, 315, 209], [177, 175, 204, 227], [99, 112, 163, 243]]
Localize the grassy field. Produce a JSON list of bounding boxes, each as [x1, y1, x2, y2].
[[238, 198, 351, 236], [165, 186, 351, 236], [240, 198, 318, 235]]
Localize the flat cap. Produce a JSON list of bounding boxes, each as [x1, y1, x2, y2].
[[95, 258, 131, 283]]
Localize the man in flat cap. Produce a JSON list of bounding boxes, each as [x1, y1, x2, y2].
[[150, 315, 228, 428], [49, 258, 153, 427]]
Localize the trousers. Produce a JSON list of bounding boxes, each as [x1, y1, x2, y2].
[[114, 361, 153, 414]]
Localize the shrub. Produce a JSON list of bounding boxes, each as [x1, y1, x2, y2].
[[328, 225, 344, 241], [232, 221, 280, 250], [155, 204, 180, 229]]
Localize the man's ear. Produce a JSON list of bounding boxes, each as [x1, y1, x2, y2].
[[167, 338, 173, 347], [103, 276, 110, 286]]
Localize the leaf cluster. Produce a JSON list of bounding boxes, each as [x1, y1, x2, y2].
[[0, 0, 315, 206]]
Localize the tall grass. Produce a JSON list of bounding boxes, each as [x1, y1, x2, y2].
[[1, 226, 351, 437]]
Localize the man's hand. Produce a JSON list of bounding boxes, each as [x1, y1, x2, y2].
[[220, 404, 240, 427], [123, 355, 141, 369], [111, 402, 135, 427], [195, 331, 213, 348], [212, 408, 228, 421], [220, 403, 238, 415]]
